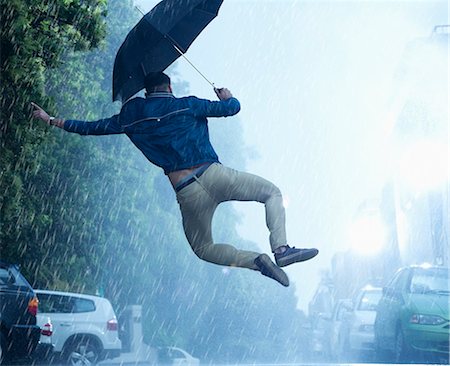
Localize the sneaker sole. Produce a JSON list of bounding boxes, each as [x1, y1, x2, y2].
[[255, 254, 289, 287], [276, 249, 319, 267]]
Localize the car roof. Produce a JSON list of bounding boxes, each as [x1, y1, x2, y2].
[[0, 261, 17, 268], [35, 289, 107, 302], [405, 264, 446, 270], [360, 284, 382, 292]]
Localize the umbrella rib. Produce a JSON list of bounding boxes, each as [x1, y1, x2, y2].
[[135, 5, 214, 87], [116, 4, 220, 102]]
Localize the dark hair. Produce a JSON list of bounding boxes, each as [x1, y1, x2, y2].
[[144, 72, 171, 92]]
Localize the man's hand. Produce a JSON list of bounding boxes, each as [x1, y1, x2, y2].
[[31, 102, 51, 124], [31, 102, 65, 128], [214, 87, 233, 101]]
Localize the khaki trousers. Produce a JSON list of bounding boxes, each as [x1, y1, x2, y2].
[[176, 163, 287, 270]]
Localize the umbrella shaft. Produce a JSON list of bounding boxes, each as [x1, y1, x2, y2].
[[135, 6, 215, 88], [171, 43, 215, 88]]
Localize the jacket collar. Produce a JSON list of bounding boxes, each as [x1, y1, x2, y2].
[[146, 92, 174, 98]]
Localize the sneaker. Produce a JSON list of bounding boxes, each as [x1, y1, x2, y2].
[[254, 254, 289, 287], [274, 247, 319, 267]]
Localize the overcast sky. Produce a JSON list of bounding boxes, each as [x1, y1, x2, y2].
[[133, 0, 448, 310]]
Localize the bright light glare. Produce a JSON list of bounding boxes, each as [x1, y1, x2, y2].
[[349, 215, 386, 256], [397, 139, 449, 193]]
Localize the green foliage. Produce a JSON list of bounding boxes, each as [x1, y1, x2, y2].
[[1, 0, 309, 362], [0, 0, 107, 274]]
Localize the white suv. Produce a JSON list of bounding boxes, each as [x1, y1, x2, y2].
[[35, 290, 121, 365]]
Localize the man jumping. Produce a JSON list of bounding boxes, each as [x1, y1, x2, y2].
[[32, 72, 318, 286]]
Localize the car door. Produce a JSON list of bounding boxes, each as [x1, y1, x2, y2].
[[376, 269, 410, 351], [376, 271, 401, 349], [331, 299, 352, 358], [36, 292, 76, 352], [38, 293, 99, 352]]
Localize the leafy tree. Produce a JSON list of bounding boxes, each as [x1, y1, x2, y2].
[[0, 0, 107, 279]]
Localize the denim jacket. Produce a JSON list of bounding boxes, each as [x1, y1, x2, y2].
[[64, 92, 240, 174]]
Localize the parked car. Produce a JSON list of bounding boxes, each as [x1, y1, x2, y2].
[[35, 290, 121, 365], [309, 311, 333, 359], [307, 280, 335, 359], [374, 265, 450, 363], [329, 298, 353, 361], [0, 261, 41, 364], [158, 347, 200, 366], [338, 285, 382, 360]]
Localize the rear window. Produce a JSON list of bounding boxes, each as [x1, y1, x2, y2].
[[0, 266, 31, 289], [357, 290, 382, 311], [37, 293, 96, 313]]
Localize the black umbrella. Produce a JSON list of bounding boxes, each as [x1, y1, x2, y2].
[[113, 0, 224, 102]]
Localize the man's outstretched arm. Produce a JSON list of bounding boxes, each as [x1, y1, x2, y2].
[[191, 87, 241, 118], [31, 102, 124, 135]]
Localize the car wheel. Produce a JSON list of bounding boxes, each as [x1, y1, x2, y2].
[[65, 338, 100, 366], [374, 337, 389, 362]]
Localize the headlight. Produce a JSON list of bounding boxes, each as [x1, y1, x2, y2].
[[410, 314, 446, 325]]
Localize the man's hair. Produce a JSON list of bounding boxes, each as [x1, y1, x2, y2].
[[144, 72, 171, 92]]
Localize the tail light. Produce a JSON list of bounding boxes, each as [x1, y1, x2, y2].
[[107, 318, 118, 331], [41, 321, 53, 337], [28, 296, 39, 316]]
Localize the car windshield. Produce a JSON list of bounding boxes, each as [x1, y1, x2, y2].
[[0, 266, 31, 289], [409, 267, 450, 294], [358, 290, 382, 311]]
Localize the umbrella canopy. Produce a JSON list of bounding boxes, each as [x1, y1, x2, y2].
[[113, 0, 223, 102]]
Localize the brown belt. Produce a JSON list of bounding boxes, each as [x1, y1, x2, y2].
[[174, 163, 212, 192]]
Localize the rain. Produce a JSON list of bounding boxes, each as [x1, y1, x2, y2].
[[0, 0, 448, 366]]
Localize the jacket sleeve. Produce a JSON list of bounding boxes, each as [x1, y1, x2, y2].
[[190, 97, 241, 118], [63, 115, 124, 135]]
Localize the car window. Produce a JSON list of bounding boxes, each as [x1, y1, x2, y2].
[[170, 349, 185, 358], [389, 268, 410, 291], [336, 303, 348, 320], [0, 266, 30, 288], [358, 290, 382, 310], [37, 293, 96, 313], [386, 270, 401, 289], [0, 268, 15, 286], [74, 297, 96, 312], [409, 268, 450, 294]]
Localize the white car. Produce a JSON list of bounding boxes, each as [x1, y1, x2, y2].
[[158, 347, 200, 366], [36, 290, 121, 365], [329, 298, 353, 360], [339, 285, 382, 359]]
